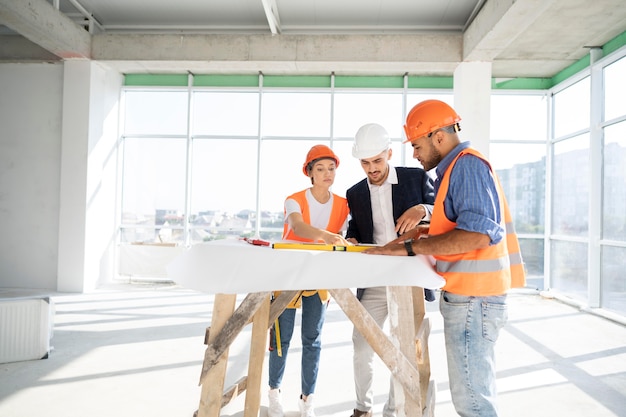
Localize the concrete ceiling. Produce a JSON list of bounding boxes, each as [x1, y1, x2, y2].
[[0, 0, 625, 78]]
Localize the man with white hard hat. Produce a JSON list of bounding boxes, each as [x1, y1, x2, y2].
[[345, 123, 435, 417]]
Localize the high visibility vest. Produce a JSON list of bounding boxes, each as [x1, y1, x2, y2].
[[279, 189, 350, 306], [430, 148, 526, 296]]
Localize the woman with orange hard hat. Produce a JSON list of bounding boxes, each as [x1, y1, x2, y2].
[[268, 144, 350, 417]]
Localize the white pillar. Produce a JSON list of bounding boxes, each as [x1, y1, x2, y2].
[[453, 62, 492, 156], [57, 61, 122, 292]]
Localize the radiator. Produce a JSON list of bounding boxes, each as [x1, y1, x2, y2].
[[0, 297, 54, 364]]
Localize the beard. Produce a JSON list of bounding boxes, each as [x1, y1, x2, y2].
[[420, 145, 442, 172]]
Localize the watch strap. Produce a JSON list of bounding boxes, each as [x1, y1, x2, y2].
[[404, 239, 416, 256]]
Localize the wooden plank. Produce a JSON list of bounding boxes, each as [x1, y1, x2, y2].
[[415, 317, 432, 409], [329, 288, 422, 405], [412, 288, 431, 410], [422, 380, 436, 417], [199, 292, 270, 380], [222, 376, 248, 408], [244, 294, 271, 417], [387, 287, 421, 417], [197, 293, 237, 417], [412, 287, 426, 326], [268, 291, 300, 325]]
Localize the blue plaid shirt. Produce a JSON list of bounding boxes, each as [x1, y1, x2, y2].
[[434, 141, 504, 245]]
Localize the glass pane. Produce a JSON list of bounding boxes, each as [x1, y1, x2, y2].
[[333, 93, 404, 138], [603, 121, 626, 241], [259, 139, 325, 220], [550, 240, 588, 302], [192, 91, 259, 136], [552, 134, 589, 236], [604, 56, 626, 121], [491, 94, 548, 141], [601, 246, 626, 316], [189, 138, 258, 243], [121, 137, 187, 242], [519, 238, 544, 290], [331, 140, 368, 199], [491, 143, 546, 234], [553, 77, 590, 138], [262, 92, 331, 137], [124, 91, 188, 135], [406, 93, 454, 114]]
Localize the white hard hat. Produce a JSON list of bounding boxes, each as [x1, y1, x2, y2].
[[352, 123, 391, 159]]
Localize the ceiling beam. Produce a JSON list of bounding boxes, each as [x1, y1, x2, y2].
[[91, 33, 462, 75], [463, 0, 555, 62], [0, 0, 91, 59]]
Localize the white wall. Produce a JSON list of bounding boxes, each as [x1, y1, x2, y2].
[[0, 61, 122, 292], [0, 63, 64, 289]]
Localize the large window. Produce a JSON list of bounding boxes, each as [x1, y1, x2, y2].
[[601, 56, 626, 316], [550, 77, 592, 301], [490, 93, 548, 286], [116, 48, 626, 317], [119, 83, 432, 244], [120, 91, 188, 244]]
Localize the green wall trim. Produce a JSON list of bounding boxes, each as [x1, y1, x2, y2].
[[407, 76, 453, 89], [493, 78, 552, 90], [334, 76, 404, 88], [603, 29, 626, 56], [551, 55, 590, 86], [263, 75, 331, 88], [194, 74, 259, 87], [124, 74, 188, 86]]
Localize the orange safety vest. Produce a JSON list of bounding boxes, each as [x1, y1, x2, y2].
[[279, 189, 350, 307], [430, 148, 526, 296]]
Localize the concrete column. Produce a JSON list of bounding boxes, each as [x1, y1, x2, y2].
[[57, 61, 90, 292], [453, 62, 492, 156], [57, 61, 122, 292]]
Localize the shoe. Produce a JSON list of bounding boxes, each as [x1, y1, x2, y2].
[[298, 394, 316, 417], [350, 409, 372, 417], [268, 388, 284, 417]]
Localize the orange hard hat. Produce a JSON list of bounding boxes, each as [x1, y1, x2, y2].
[[302, 144, 340, 176], [403, 100, 461, 143]]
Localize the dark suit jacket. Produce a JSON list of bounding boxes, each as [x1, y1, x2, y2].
[[345, 166, 435, 301], [346, 166, 434, 243]]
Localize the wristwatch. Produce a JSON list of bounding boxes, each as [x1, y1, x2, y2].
[[404, 238, 416, 256]]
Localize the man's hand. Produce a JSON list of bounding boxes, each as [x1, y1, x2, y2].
[[363, 241, 406, 256], [387, 224, 430, 245], [395, 205, 427, 235]]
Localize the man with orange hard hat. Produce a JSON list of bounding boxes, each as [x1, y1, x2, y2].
[[365, 100, 525, 417]]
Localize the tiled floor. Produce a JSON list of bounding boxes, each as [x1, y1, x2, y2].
[[0, 283, 625, 417]]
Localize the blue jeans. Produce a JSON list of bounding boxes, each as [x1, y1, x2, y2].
[[439, 291, 508, 417], [269, 292, 327, 396]]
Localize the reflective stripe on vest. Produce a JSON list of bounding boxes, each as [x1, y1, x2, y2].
[[436, 255, 510, 274], [430, 148, 526, 296]]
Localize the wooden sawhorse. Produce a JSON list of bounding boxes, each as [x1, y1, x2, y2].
[[194, 287, 435, 417]]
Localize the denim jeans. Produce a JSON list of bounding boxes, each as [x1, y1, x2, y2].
[[269, 292, 327, 396], [439, 291, 508, 417], [352, 287, 396, 417]]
